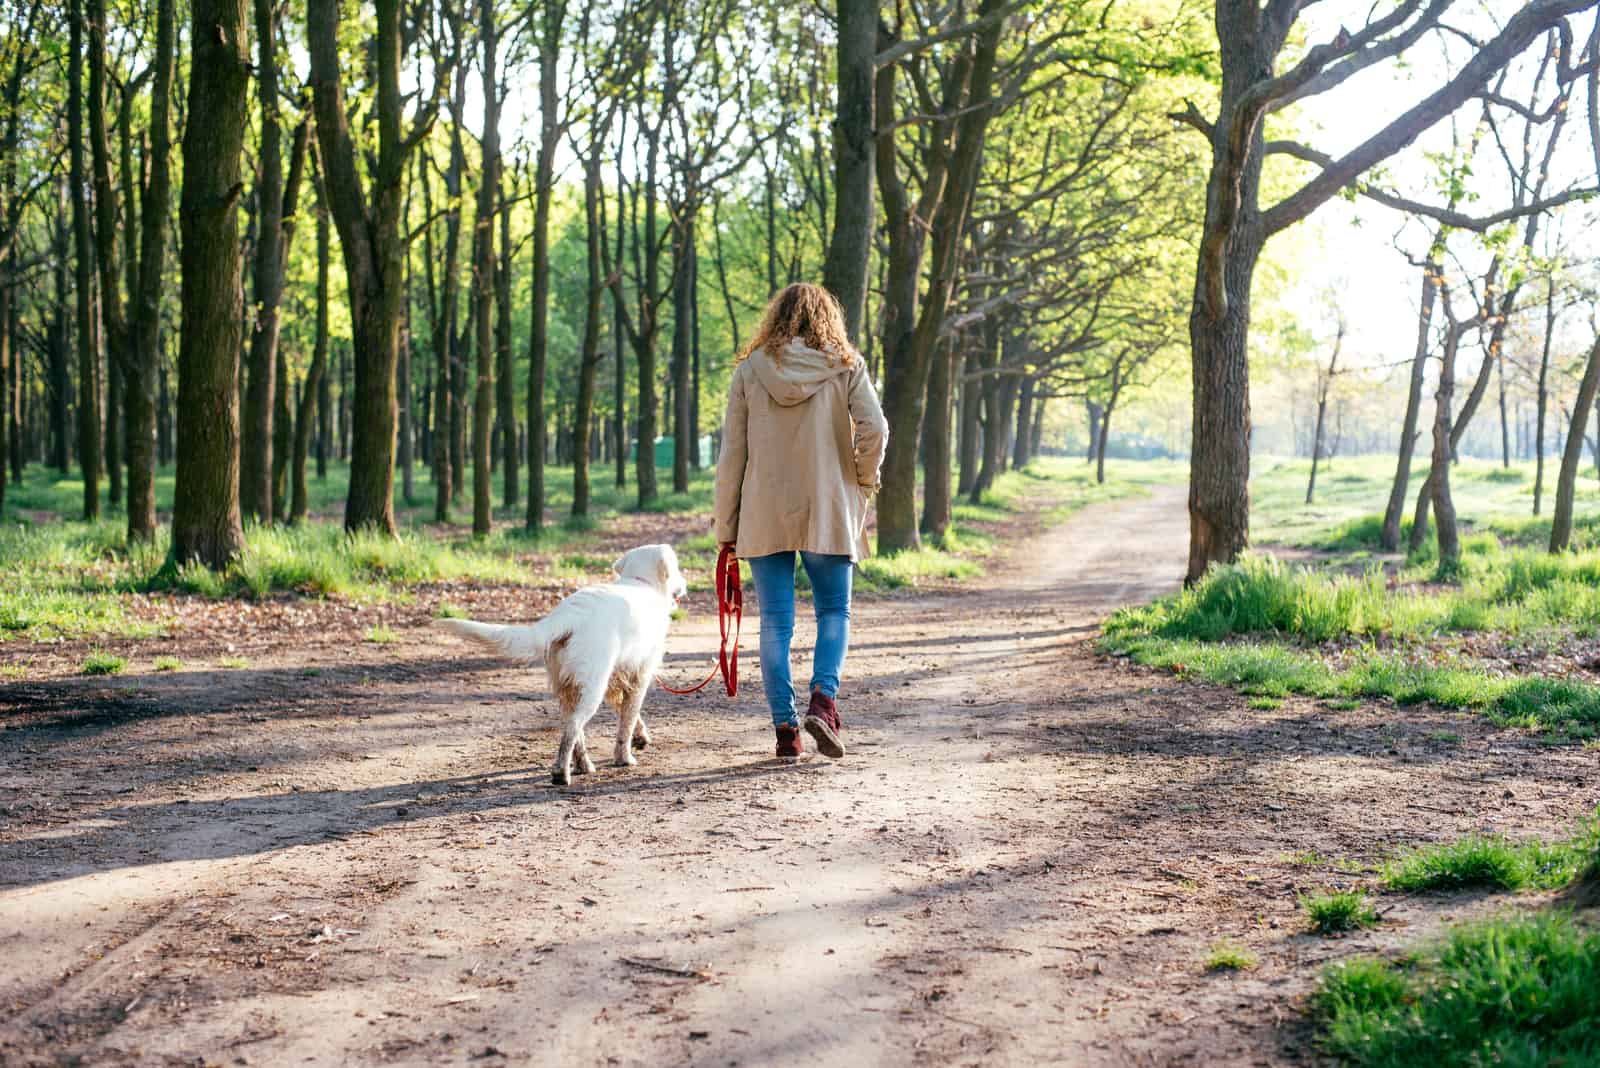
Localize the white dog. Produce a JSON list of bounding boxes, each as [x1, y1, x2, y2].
[[438, 544, 688, 786]]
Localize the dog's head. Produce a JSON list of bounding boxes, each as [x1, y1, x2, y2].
[[613, 543, 688, 601]]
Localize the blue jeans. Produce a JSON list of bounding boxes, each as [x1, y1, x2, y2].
[[746, 551, 853, 727]]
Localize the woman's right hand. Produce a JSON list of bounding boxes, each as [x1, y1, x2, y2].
[[719, 541, 736, 556]]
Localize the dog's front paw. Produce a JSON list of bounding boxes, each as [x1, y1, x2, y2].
[[551, 768, 571, 787], [612, 748, 638, 768], [631, 729, 651, 751], [574, 755, 596, 776]]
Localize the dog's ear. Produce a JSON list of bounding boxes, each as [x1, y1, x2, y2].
[[656, 555, 671, 589], [612, 554, 626, 576]]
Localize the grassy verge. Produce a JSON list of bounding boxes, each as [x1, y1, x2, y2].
[[1313, 813, 1600, 1066], [1101, 551, 1600, 740], [2, 456, 1177, 642], [1314, 912, 1600, 1067]]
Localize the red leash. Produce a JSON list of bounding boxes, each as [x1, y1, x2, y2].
[[658, 546, 742, 697]]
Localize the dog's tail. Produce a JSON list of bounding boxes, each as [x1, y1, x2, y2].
[[435, 617, 560, 663]]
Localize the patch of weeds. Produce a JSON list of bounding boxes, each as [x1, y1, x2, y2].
[[152, 656, 182, 672], [434, 602, 468, 619], [1314, 913, 1600, 1067], [1425, 730, 1462, 745], [217, 656, 250, 669], [300, 667, 322, 677], [1204, 941, 1257, 972], [1301, 891, 1380, 935], [365, 625, 398, 645], [1382, 819, 1598, 893], [81, 652, 126, 676], [1285, 850, 1325, 867], [0, 662, 28, 679], [1246, 696, 1283, 710]]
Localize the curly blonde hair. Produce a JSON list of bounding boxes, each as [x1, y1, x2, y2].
[[737, 283, 858, 366]]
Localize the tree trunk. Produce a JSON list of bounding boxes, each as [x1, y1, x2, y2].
[[68, 0, 100, 520], [1429, 325, 1466, 569], [820, 0, 876, 343], [1011, 375, 1034, 471], [1085, 399, 1101, 463], [241, 0, 286, 523], [495, 175, 516, 511], [526, 3, 564, 530], [1306, 331, 1341, 505], [1549, 335, 1600, 552], [292, 193, 331, 524], [272, 330, 290, 518], [1096, 397, 1115, 486], [956, 344, 981, 495], [613, 136, 627, 491], [471, 0, 501, 537], [573, 137, 607, 518], [172, 0, 249, 567], [309, 0, 407, 537], [1381, 256, 1438, 549], [87, 0, 127, 515], [920, 338, 955, 539], [670, 212, 694, 494]]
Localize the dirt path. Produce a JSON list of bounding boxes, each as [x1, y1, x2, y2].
[[4, 486, 1598, 1067]]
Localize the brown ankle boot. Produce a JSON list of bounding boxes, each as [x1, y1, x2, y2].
[[803, 691, 844, 759], [775, 722, 803, 759]]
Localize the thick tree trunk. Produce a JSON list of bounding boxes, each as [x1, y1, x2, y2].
[[820, 0, 876, 342], [172, 0, 249, 567], [309, 0, 406, 537], [1185, 224, 1265, 582], [241, 0, 285, 523], [68, 0, 100, 520], [1550, 336, 1600, 553]]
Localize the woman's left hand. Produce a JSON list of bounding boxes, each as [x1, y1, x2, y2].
[[719, 541, 736, 556]]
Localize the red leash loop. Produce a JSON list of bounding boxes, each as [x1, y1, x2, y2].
[[658, 547, 742, 696]]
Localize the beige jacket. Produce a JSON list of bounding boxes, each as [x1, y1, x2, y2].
[[714, 338, 889, 561]]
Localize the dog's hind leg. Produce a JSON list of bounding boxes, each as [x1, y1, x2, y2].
[[613, 684, 649, 768], [571, 729, 597, 776]]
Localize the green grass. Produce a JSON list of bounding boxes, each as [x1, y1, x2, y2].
[[1102, 631, 1600, 740], [364, 624, 398, 645], [3, 456, 1166, 640], [1204, 941, 1257, 972], [1314, 912, 1600, 1067], [216, 656, 250, 669], [1382, 817, 1600, 894], [1249, 455, 1600, 551], [1301, 890, 1381, 934], [1101, 548, 1600, 740], [80, 652, 126, 675], [152, 656, 182, 671]]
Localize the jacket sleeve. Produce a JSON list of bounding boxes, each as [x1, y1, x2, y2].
[[848, 361, 889, 490], [713, 367, 748, 544]]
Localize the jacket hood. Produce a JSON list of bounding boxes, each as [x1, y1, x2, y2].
[[747, 337, 853, 407]]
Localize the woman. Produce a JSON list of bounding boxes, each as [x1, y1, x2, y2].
[[714, 283, 888, 760]]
